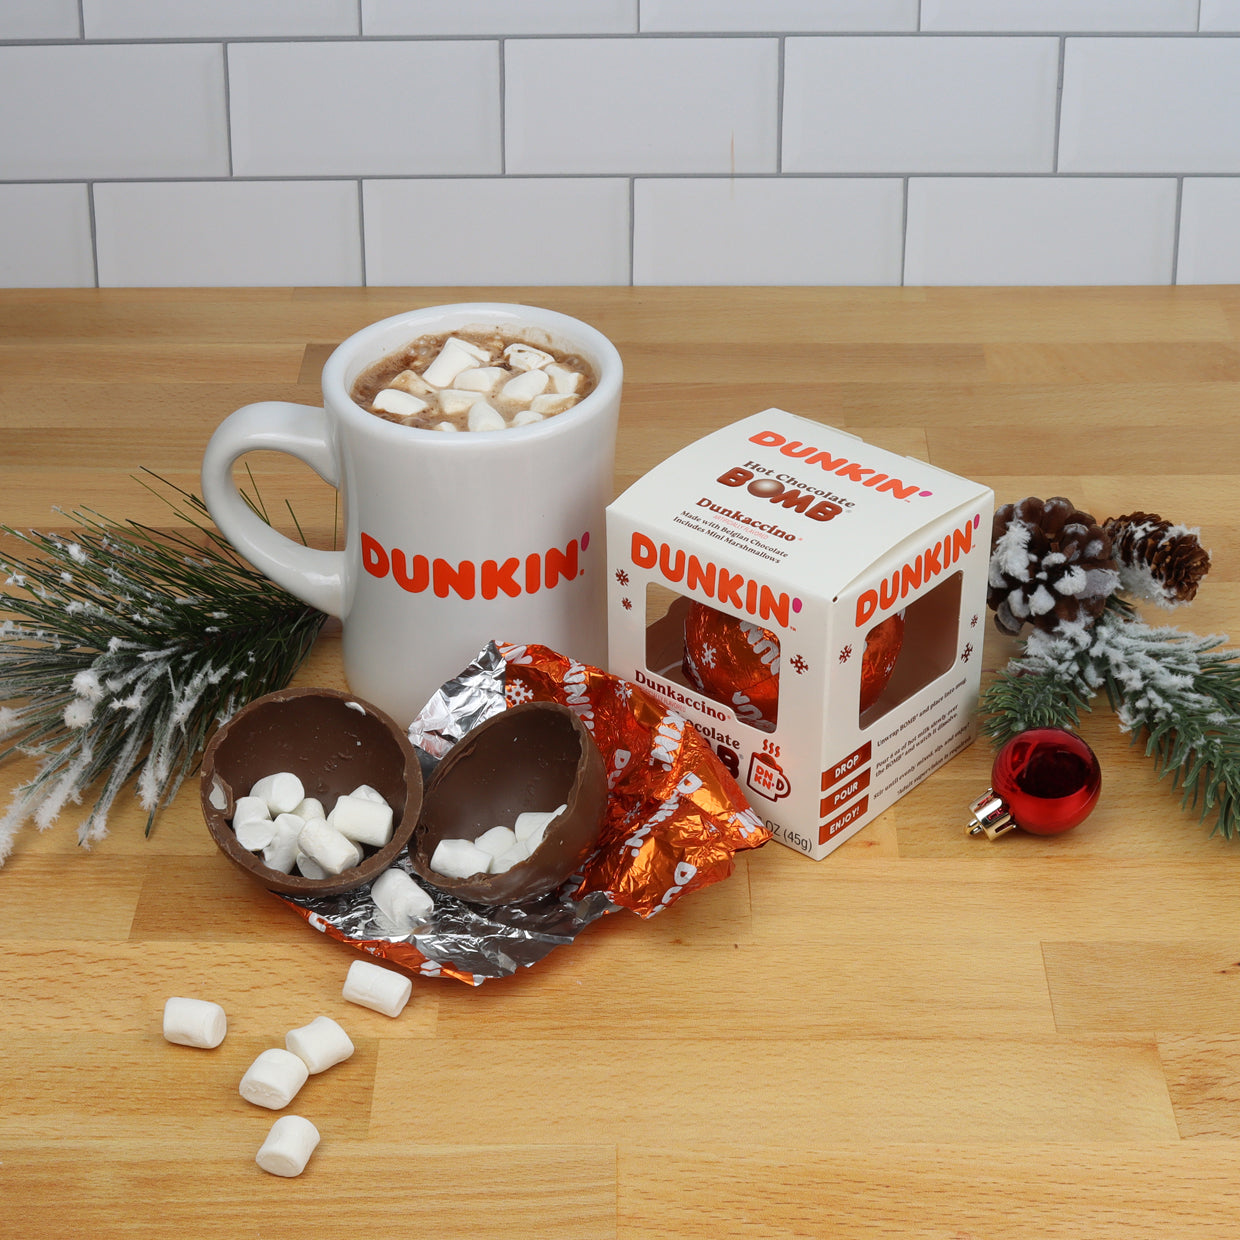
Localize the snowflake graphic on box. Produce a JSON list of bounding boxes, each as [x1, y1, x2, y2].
[[961, 643, 974, 662], [790, 654, 808, 674], [621, 597, 633, 611], [615, 569, 630, 587], [838, 645, 853, 663]]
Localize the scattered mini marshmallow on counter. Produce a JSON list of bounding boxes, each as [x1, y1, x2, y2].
[[163, 996, 228, 1049], [342, 958, 413, 1017], [370, 867, 435, 932], [329, 793, 393, 849], [297, 818, 363, 876], [239, 1047, 309, 1110], [467, 401, 506, 432], [249, 772, 304, 816], [256, 1115, 320, 1178], [285, 1015, 354, 1074], [503, 343, 554, 371]]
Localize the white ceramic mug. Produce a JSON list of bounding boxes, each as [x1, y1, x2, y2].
[[201, 303, 622, 725]]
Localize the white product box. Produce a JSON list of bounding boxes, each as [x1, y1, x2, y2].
[[606, 410, 994, 859]]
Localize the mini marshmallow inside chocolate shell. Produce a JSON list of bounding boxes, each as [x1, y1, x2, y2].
[[200, 687, 422, 897], [411, 701, 607, 906]]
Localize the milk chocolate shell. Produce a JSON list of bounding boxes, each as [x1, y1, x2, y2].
[[410, 701, 608, 906], [200, 687, 423, 897]]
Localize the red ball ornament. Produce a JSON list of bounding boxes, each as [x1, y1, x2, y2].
[[859, 611, 905, 713], [682, 601, 780, 732], [967, 726, 1101, 840]]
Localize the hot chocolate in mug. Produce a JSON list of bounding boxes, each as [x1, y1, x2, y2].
[[201, 303, 622, 726]]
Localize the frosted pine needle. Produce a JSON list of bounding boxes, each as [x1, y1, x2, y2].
[[0, 474, 326, 863], [982, 597, 1240, 839]]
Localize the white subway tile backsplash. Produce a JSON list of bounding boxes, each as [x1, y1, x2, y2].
[[1177, 179, 1240, 284], [0, 44, 227, 180], [1200, 1, 1240, 31], [904, 177, 1177, 285], [633, 178, 903, 284], [783, 37, 1059, 173], [83, 0, 359, 39], [228, 41, 501, 177], [0, 0, 80, 39], [94, 181, 361, 287], [1060, 38, 1240, 172], [0, 185, 94, 288], [640, 1, 917, 32], [505, 38, 779, 174], [922, 1, 1198, 31], [363, 178, 629, 285], [362, 0, 636, 36]]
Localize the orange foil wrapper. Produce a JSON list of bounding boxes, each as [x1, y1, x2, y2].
[[499, 640, 770, 916], [278, 641, 769, 986], [682, 601, 780, 732], [860, 612, 905, 712]]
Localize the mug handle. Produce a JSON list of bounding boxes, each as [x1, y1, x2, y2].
[[200, 401, 346, 617]]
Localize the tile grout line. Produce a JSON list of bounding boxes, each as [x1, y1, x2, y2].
[[1053, 37, 1065, 174], [498, 39, 507, 177], [357, 180, 368, 286], [1171, 176, 1183, 284], [900, 177, 909, 287], [222, 42, 234, 178], [628, 178, 635, 286], [86, 181, 100, 287], [776, 36, 785, 175]]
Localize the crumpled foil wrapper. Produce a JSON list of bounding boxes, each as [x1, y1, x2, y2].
[[278, 641, 769, 985]]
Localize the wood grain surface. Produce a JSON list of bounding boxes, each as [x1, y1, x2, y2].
[[2, 286, 1240, 1239]]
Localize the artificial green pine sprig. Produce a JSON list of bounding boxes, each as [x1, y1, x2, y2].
[[0, 475, 326, 862], [981, 595, 1240, 838]]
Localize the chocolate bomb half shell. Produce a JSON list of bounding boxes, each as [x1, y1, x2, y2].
[[200, 686, 424, 897], [410, 701, 608, 906]]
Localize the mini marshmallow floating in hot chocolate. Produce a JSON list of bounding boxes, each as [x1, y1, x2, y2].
[[358, 332, 587, 432]]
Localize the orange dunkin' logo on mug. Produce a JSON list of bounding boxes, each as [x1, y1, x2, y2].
[[361, 531, 589, 600]]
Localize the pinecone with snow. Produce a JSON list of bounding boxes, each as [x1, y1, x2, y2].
[[1102, 511, 1210, 607], [988, 496, 1120, 637]]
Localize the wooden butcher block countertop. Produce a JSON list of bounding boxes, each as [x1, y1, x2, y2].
[[2, 286, 1240, 1239]]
